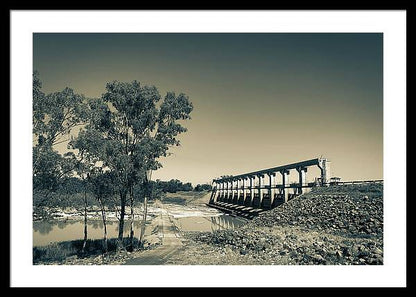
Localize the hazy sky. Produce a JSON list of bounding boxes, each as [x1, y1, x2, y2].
[[33, 33, 383, 185]]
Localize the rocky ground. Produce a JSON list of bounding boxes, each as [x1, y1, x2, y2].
[[180, 183, 383, 265], [34, 185, 383, 265]]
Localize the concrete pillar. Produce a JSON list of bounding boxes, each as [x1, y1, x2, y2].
[[296, 167, 307, 194], [318, 158, 331, 186], [234, 179, 238, 201], [280, 169, 290, 202], [234, 179, 237, 200], [225, 181, 228, 199], [218, 182, 224, 197], [258, 174, 264, 205], [250, 175, 255, 206], [213, 181, 218, 201], [236, 179, 240, 200], [268, 172, 276, 205], [210, 181, 216, 203], [268, 173, 275, 196], [246, 177, 250, 199], [218, 182, 222, 200], [242, 177, 247, 201], [233, 179, 238, 199], [226, 180, 234, 202]]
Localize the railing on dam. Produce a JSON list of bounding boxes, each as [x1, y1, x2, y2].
[[208, 157, 331, 212], [331, 179, 383, 185]]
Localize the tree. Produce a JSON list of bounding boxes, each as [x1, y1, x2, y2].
[[194, 183, 212, 191], [165, 179, 182, 193], [88, 170, 115, 253], [153, 179, 193, 192], [33, 71, 87, 204], [71, 156, 92, 253], [182, 182, 193, 192], [68, 101, 111, 252], [33, 72, 87, 149], [32, 145, 78, 209], [71, 80, 193, 249]]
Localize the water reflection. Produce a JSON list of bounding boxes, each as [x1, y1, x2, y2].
[[209, 215, 245, 232], [90, 220, 103, 230], [173, 214, 245, 232], [57, 220, 77, 228], [33, 213, 246, 247], [33, 219, 140, 247], [33, 221, 53, 235]]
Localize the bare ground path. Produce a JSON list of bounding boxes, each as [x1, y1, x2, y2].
[[123, 204, 183, 265]]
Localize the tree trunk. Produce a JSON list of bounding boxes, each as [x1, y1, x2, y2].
[[117, 191, 127, 248], [82, 186, 88, 253], [129, 185, 135, 251], [139, 196, 148, 248], [99, 198, 108, 253]]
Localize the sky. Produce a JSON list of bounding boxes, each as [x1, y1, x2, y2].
[[33, 33, 383, 185]]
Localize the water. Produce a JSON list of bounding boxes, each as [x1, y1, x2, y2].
[[162, 202, 247, 232], [33, 219, 140, 247], [33, 204, 246, 247], [174, 215, 246, 232]]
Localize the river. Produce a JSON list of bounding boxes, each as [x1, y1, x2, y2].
[[33, 202, 247, 247]]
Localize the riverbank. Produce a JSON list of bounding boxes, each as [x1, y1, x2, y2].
[[33, 191, 227, 264], [33, 205, 152, 222], [33, 190, 212, 221], [174, 183, 383, 265], [33, 237, 162, 265], [33, 185, 382, 265]]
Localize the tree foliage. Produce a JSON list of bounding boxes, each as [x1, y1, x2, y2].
[[194, 183, 212, 192], [32, 73, 193, 249], [70, 80, 193, 241], [155, 179, 194, 193], [33, 71, 86, 193]]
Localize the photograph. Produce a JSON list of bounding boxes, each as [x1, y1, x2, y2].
[[32, 32, 384, 266], [10, 10, 406, 288]]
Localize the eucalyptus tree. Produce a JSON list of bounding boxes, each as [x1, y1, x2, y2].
[[32, 71, 88, 207], [33, 71, 87, 149], [72, 80, 192, 248], [68, 100, 108, 252], [71, 154, 93, 253], [88, 169, 115, 253]]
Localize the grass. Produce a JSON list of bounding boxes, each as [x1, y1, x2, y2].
[[33, 237, 142, 264]]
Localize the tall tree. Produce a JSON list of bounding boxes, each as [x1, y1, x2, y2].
[[33, 71, 87, 196], [33, 72, 87, 149], [72, 156, 92, 253], [88, 169, 115, 253], [72, 80, 193, 248]]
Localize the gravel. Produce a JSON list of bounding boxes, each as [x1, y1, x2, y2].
[[186, 183, 383, 265]]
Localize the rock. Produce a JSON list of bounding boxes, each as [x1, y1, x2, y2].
[[373, 248, 383, 255], [188, 183, 383, 265], [313, 254, 325, 263]]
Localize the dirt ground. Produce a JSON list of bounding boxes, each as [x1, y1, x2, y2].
[[35, 187, 382, 266]]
